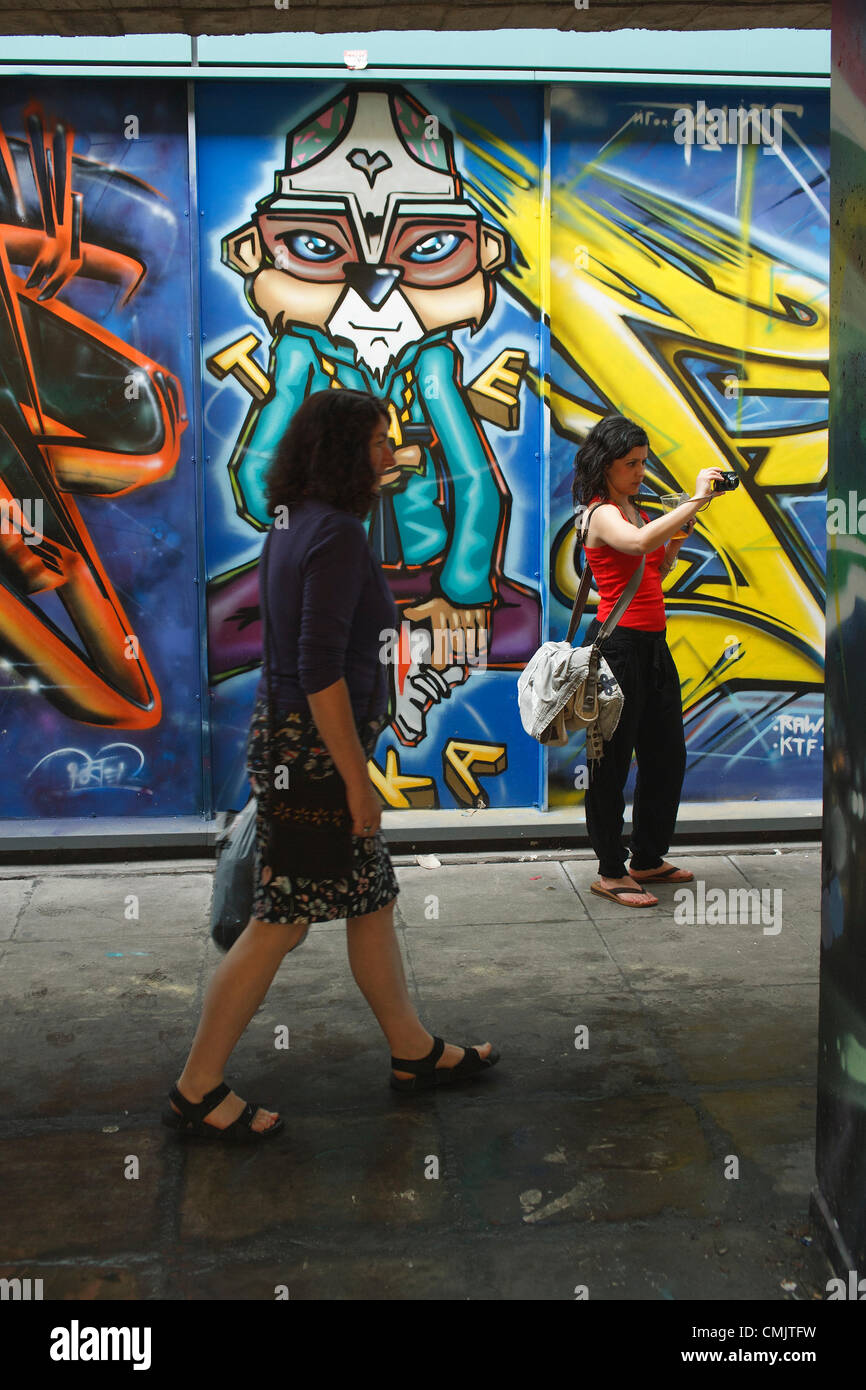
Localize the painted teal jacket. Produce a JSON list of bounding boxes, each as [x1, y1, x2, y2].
[[231, 325, 507, 607]]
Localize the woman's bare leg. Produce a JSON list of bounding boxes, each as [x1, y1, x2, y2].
[[345, 899, 492, 1078], [172, 916, 307, 1131]]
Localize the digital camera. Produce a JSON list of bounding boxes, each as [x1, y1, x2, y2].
[[712, 473, 740, 492]]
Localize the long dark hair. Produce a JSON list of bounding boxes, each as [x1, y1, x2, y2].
[[264, 389, 389, 520], [572, 414, 650, 507]]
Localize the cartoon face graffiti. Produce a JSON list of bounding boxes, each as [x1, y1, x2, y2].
[[224, 87, 507, 387]]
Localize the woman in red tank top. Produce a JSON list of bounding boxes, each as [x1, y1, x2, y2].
[[572, 414, 729, 907]]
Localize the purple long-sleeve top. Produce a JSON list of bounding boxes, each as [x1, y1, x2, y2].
[[256, 499, 400, 722]]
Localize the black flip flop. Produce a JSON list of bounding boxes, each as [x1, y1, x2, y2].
[[628, 864, 694, 882], [590, 881, 658, 908]]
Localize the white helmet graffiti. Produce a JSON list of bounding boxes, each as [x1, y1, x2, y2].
[[264, 87, 464, 262], [247, 86, 505, 381]]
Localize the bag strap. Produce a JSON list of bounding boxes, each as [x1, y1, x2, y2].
[[566, 500, 646, 645]]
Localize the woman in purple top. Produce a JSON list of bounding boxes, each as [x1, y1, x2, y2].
[[164, 390, 498, 1142]]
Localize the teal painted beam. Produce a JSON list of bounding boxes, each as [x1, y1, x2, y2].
[[0, 34, 192, 62], [196, 28, 832, 74], [0, 27, 832, 77]]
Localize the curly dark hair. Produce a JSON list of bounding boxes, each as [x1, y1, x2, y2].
[[572, 414, 650, 507], [264, 389, 390, 520]]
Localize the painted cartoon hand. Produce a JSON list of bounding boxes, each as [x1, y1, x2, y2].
[[378, 444, 422, 491], [403, 597, 490, 671]]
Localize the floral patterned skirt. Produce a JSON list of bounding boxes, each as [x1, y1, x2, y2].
[[245, 697, 399, 928]]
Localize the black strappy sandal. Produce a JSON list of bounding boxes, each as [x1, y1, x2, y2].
[[390, 1036, 501, 1093], [161, 1082, 284, 1142]]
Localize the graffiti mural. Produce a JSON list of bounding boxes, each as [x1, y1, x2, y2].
[[547, 86, 829, 805], [0, 77, 830, 822], [0, 83, 201, 816], [198, 83, 543, 812]]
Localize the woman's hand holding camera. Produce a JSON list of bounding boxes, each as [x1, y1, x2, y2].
[[695, 467, 726, 499]]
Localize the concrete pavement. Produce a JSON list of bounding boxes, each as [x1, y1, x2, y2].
[[0, 842, 833, 1300]]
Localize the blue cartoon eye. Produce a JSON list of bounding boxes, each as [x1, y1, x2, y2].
[[281, 232, 341, 262], [406, 232, 463, 263]]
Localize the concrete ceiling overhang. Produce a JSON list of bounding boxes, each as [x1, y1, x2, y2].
[[0, 1, 832, 40]]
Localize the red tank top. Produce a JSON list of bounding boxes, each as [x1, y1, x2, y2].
[[583, 498, 666, 631]]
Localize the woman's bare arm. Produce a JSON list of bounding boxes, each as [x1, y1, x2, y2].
[[586, 468, 726, 554], [306, 679, 369, 788], [659, 532, 688, 576], [305, 678, 382, 834]]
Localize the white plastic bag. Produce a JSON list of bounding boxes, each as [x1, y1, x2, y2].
[[210, 797, 257, 951]]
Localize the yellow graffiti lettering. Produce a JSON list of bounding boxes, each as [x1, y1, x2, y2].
[[463, 131, 826, 734], [368, 747, 437, 809], [206, 334, 271, 401], [542, 169, 826, 709], [386, 400, 403, 449], [466, 349, 528, 431], [441, 740, 507, 807]]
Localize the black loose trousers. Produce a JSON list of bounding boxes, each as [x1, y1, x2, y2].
[[582, 617, 687, 879]]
